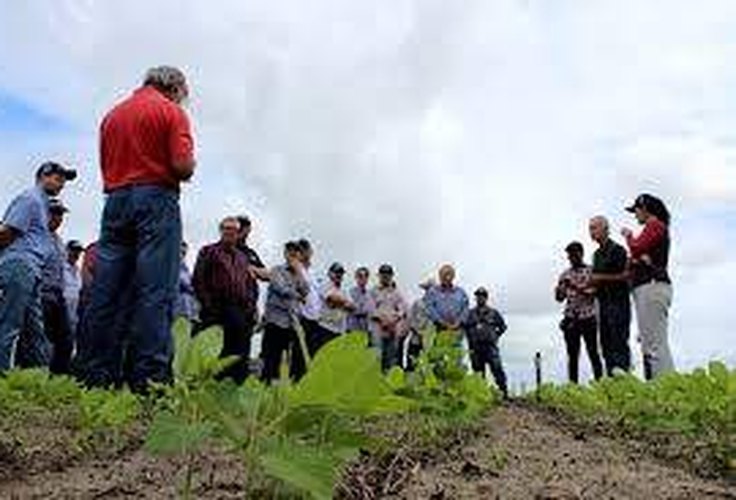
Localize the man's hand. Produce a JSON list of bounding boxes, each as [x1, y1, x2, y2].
[[172, 158, 196, 181], [0, 225, 18, 248], [621, 227, 633, 240]]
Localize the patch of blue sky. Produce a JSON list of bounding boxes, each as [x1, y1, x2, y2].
[[0, 90, 70, 134]]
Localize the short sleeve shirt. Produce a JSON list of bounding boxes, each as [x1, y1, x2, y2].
[[100, 86, 194, 192], [0, 186, 51, 272], [592, 239, 630, 302], [318, 281, 349, 334], [557, 265, 596, 319]]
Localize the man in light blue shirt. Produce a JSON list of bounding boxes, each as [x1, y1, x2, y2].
[[425, 264, 470, 340], [0, 162, 76, 371]]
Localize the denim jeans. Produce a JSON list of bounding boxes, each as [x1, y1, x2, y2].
[[0, 258, 48, 371], [76, 186, 181, 392]]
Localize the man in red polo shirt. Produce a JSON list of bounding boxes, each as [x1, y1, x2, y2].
[[76, 66, 196, 392]]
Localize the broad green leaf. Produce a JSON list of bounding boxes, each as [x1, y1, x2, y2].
[[259, 440, 350, 500], [145, 411, 214, 456], [290, 333, 410, 415]]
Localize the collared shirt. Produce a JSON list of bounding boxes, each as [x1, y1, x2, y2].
[[0, 186, 51, 272], [299, 267, 322, 321], [193, 242, 255, 315], [41, 232, 67, 300], [100, 86, 195, 192], [264, 264, 310, 329], [369, 284, 408, 339], [425, 285, 470, 327], [318, 280, 351, 334], [175, 261, 199, 320], [63, 259, 81, 331], [592, 238, 630, 302], [347, 285, 371, 332], [465, 305, 507, 345], [557, 265, 596, 319]]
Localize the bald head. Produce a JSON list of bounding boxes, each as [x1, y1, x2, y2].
[[589, 216, 610, 244]]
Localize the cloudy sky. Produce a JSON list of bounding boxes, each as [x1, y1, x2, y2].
[[1, 0, 735, 388]]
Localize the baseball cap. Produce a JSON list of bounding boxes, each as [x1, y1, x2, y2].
[[66, 240, 84, 252], [378, 264, 394, 275], [474, 287, 489, 297], [48, 198, 69, 214], [329, 262, 346, 274], [36, 161, 77, 181], [625, 193, 656, 213]]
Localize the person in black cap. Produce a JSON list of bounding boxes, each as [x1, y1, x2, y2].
[[368, 264, 408, 371], [622, 194, 674, 379], [555, 242, 603, 383], [0, 162, 75, 372], [30, 199, 74, 374], [589, 216, 632, 376], [236, 215, 269, 321], [315, 262, 355, 352], [465, 287, 509, 398]]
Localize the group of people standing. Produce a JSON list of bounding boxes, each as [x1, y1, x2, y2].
[[0, 65, 674, 398], [556, 196, 674, 383]]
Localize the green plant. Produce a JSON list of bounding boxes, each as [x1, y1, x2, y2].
[[532, 361, 736, 473], [145, 326, 412, 499], [386, 331, 496, 421]]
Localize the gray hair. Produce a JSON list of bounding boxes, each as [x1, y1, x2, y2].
[[590, 215, 610, 233], [143, 66, 187, 93]]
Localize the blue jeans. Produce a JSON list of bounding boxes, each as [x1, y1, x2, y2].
[[76, 186, 181, 391], [0, 258, 48, 371]]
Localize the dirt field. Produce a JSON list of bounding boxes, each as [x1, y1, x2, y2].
[[2, 403, 734, 499]]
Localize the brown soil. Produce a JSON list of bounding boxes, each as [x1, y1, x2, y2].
[[392, 404, 736, 500], [2, 403, 734, 499]]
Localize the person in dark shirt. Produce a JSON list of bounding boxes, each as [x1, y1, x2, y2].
[[589, 216, 631, 375], [623, 194, 674, 379], [236, 215, 268, 324], [464, 287, 508, 398], [193, 217, 256, 383]]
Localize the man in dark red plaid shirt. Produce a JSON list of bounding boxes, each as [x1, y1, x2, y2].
[[193, 217, 256, 383]]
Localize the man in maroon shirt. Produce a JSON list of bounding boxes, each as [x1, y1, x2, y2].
[[76, 66, 196, 392], [193, 217, 256, 383]]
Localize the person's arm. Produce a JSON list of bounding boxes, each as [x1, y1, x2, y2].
[[453, 290, 470, 330], [555, 273, 568, 302], [624, 219, 665, 259], [0, 195, 33, 248], [494, 310, 508, 337], [250, 266, 271, 282], [192, 248, 213, 311], [0, 224, 19, 248], [169, 108, 196, 181], [424, 288, 441, 324]]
